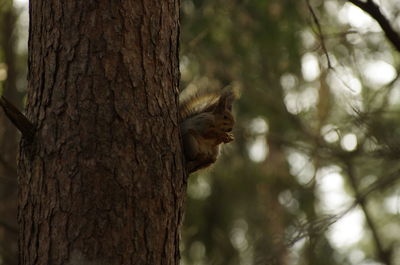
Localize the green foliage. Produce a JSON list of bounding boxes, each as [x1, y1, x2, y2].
[[181, 0, 400, 264]]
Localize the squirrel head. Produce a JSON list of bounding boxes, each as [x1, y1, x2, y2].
[[213, 93, 235, 132]]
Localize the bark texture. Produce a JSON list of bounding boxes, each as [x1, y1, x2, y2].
[[19, 1, 185, 265]]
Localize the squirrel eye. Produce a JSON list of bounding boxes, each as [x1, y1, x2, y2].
[[223, 115, 229, 120]]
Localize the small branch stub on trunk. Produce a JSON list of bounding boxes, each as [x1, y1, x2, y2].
[[0, 96, 34, 141]]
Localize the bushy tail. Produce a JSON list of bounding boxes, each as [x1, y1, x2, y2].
[[179, 86, 237, 120]]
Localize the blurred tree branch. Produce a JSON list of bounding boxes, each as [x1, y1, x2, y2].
[[348, 0, 400, 53], [344, 162, 392, 265], [306, 0, 333, 69]]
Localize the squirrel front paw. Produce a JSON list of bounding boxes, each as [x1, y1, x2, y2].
[[221, 132, 234, 143]]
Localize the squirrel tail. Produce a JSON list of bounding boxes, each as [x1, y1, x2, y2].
[[179, 86, 237, 120]]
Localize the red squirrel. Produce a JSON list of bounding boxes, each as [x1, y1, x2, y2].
[[180, 87, 237, 173]]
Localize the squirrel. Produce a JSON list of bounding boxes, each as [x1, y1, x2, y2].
[[179, 87, 237, 173]]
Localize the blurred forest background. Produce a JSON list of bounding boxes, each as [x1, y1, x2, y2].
[[1, 0, 400, 265]]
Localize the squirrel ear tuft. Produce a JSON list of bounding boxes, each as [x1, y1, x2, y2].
[[222, 87, 236, 108], [214, 93, 233, 112]]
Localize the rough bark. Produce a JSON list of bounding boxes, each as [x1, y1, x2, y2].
[[19, 1, 185, 265]]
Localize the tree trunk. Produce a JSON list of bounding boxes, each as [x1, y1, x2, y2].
[[19, 1, 185, 265]]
